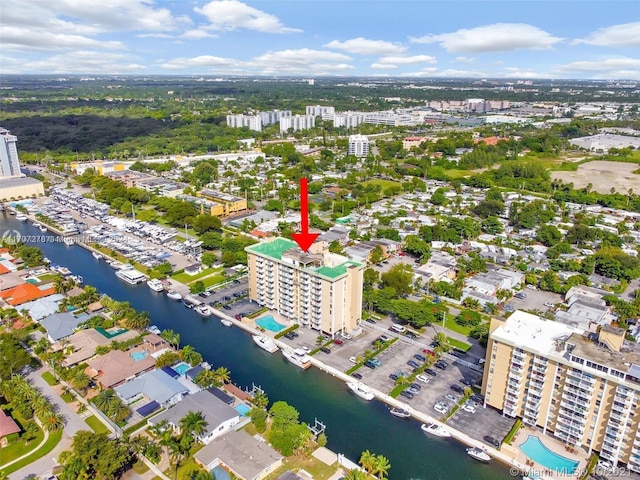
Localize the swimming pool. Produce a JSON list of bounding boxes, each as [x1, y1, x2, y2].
[[234, 403, 251, 417], [256, 314, 286, 332], [130, 351, 148, 362], [173, 362, 191, 376], [519, 435, 579, 474], [211, 466, 231, 480]]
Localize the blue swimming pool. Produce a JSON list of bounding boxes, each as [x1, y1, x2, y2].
[[211, 466, 231, 480], [234, 403, 251, 417], [519, 435, 579, 474], [173, 361, 191, 376], [256, 314, 286, 332], [130, 351, 148, 362]]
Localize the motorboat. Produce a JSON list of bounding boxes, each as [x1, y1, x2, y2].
[[147, 325, 161, 334], [147, 278, 164, 292], [282, 348, 312, 369], [195, 304, 212, 317], [109, 260, 126, 270], [39, 224, 47, 232], [466, 447, 491, 463], [56, 266, 72, 276], [115, 268, 147, 285], [421, 423, 452, 438], [70, 275, 83, 284], [252, 335, 279, 354], [15, 213, 27, 221], [389, 407, 411, 418], [221, 319, 233, 327], [63, 237, 74, 246], [32, 221, 40, 227], [92, 251, 103, 260], [7, 207, 15, 215], [166, 290, 182, 301], [347, 382, 374, 401]]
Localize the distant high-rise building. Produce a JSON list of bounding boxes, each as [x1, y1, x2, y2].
[[348, 134, 370, 157], [279, 115, 316, 133], [226, 114, 262, 132], [0, 127, 21, 177], [306, 105, 335, 117], [259, 110, 291, 126]]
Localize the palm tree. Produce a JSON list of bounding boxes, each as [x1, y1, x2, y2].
[[180, 345, 203, 366], [180, 411, 208, 439], [213, 366, 230, 385], [343, 470, 367, 480], [72, 371, 91, 392], [93, 388, 117, 412], [373, 454, 391, 479], [32, 395, 53, 420], [166, 438, 184, 480], [359, 450, 376, 474], [251, 391, 269, 410], [161, 329, 180, 350], [148, 419, 170, 439], [108, 401, 130, 422], [41, 411, 65, 431], [193, 370, 216, 389]]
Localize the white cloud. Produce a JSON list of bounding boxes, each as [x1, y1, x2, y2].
[[161, 55, 238, 70], [251, 49, 353, 74], [324, 37, 406, 55], [194, 0, 301, 33], [399, 68, 439, 77], [501, 67, 547, 79], [1, 26, 125, 52], [555, 57, 640, 79], [410, 23, 563, 53], [572, 22, 640, 48], [371, 55, 436, 70], [454, 56, 476, 63], [0, 51, 146, 74], [180, 30, 219, 40], [371, 63, 399, 70]]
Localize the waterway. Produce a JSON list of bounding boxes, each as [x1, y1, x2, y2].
[[2, 214, 512, 480]]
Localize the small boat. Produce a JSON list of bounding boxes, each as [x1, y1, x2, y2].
[[56, 266, 72, 276], [282, 348, 312, 369], [7, 207, 15, 215], [252, 335, 279, 354], [182, 299, 194, 309], [71, 275, 83, 284], [195, 305, 212, 317], [63, 237, 74, 246], [32, 221, 39, 227], [39, 224, 47, 232], [421, 423, 452, 438], [389, 407, 411, 418], [166, 290, 182, 301], [16, 213, 27, 221], [347, 382, 375, 401], [147, 325, 161, 334], [466, 447, 491, 463], [147, 278, 164, 292], [221, 319, 233, 327], [109, 261, 125, 270], [92, 251, 103, 260]]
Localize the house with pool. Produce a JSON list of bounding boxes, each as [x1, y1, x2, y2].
[[245, 238, 363, 337]]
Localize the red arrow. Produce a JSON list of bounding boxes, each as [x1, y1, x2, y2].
[[292, 177, 319, 252]]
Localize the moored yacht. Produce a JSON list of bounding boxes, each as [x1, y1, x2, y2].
[[252, 335, 279, 353], [115, 268, 147, 285], [109, 260, 126, 270], [39, 224, 47, 232], [347, 382, 375, 400], [282, 348, 312, 369], [195, 304, 212, 317], [166, 290, 182, 301], [147, 278, 164, 292], [92, 251, 103, 260], [15, 213, 27, 221], [421, 423, 452, 438], [220, 318, 233, 327], [389, 407, 411, 418], [466, 446, 491, 463]]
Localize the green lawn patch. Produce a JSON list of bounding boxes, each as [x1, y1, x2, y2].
[[503, 419, 522, 445], [310, 339, 335, 356], [172, 267, 222, 285], [0, 410, 44, 468], [133, 460, 149, 474], [85, 415, 109, 434], [361, 179, 402, 191], [443, 315, 473, 336], [266, 454, 339, 480], [446, 337, 472, 352], [346, 338, 398, 375], [1, 430, 63, 475], [274, 324, 300, 339], [200, 274, 226, 288], [41, 371, 58, 386], [61, 392, 75, 403]]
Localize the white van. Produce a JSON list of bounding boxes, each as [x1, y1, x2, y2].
[[390, 324, 406, 334]]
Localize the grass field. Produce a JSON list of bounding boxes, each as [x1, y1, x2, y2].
[[443, 315, 473, 336], [172, 267, 223, 285], [85, 415, 109, 434], [447, 337, 472, 352], [61, 392, 75, 403], [41, 371, 57, 386], [200, 274, 226, 288], [362, 179, 402, 190], [1, 429, 63, 475], [266, 454, 338, 480]]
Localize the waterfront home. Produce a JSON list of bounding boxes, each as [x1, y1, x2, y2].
[[0, 282, 56, 306], [39, 312, 86, 342], [194, 430, 283, 480], [52, 328, 140, 367], [184, 263, 203, 276], [86, 349, 156, 389], [115, 369, 188, 408], [148, 390, 240, 445], [13, 294, 65, 321], [0, 409, 20, 446]]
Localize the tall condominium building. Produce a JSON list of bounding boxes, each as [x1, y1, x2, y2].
[[279, 115, 316, 133], [0, 127, 21, 177], [483, 311, 640, 472], [306, 105, 335, 117], [347, 134, 370, 157], [245, 238, 364, 336], [226, 114, 262, 132], [259, 110, 291, 126], [327, 112, 366, 129]]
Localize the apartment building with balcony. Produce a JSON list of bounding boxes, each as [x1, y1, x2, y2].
[[245, 238, 363, 336], [482, 310, 640, 472]]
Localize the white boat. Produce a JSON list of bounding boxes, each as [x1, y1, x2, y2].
[[63, 237, 74, 246], [147, 325, 161, 334], [166, 290, 182, 301], [421, 423, 452, 438], [39, 224, 47, 232], [252, 335, 279, 354], [195, 305, 212, 317], [7, 207, 15, 215], [56, 266, 72, 276], [32, 221, 39, 227], [115, 268, 147, 285], [282, 348, 312, 369], [347, 382, 375, 401], [221, 319, 233, 327], [92, 251, 103, 260], [71, 275, 83, 284], [109, 260, 126, 270], [147, 278, 164, 292], [466, 447, 491, 463], [389, 407, 410, 418], [16, 213, 27, 221]]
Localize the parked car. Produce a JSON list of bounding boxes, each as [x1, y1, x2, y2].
[[333, 338, 343, 345], [364, 360, 377, 369], [445, 394, 458, 402], [425, 368, 437, 376], [433, 402, 448, 414], [450, 384, 464, 394], [365, 318, 376, 324], [349, 356, 358, 364], [400, 390, 414, 399], [370, 358, 382, 367], [409, 382, 421, 391], [484, 435, 501, 448], [544, 301, 555, 307], [434, 362, 447, 370], [416, 374, 430, 384], [404, 331, 418, 339], [414, 354, 426, 362], [460, 378, 474, 386], [407, 386, 421, 395], [514, 292, 527, 299], [389, 373, 399, 381], [407, 360, 420, 369], [504, 304, 515, 312], [461, 403, 477, 413], [320, 347, 331, 354], [351, 372, 363, 380]]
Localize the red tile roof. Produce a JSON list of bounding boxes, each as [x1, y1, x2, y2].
[[0, 264, 9, 275], [0, 283, 56, 306], [0, 409, 20, 437]]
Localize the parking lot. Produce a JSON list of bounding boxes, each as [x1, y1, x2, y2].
[[188, 277, 262, 318], [505, 286, 564, 313]]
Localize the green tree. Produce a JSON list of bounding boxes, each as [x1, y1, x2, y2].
[[180, 411, 208, 439], [369, 245, 385, 265], [359, 450, 377, 474], [403, 235, 431, 262], [190, 281, 206, 294], [59, 431, 135, 480], [536, 224, 563, 247], [201, 252, 217, 267], [193, 214, 222, 234], [380, 264, 413, 297], [194, 369, 217, 389], [373, 454, 391, 479]]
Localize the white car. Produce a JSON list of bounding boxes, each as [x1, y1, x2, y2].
[[434, 403, 448, 414], [349, 356, 357, 364], [416, 374, 430, 384], [444, 394, 458, 402], [462, 403, 477, 413], [544, 302, 555, 308]]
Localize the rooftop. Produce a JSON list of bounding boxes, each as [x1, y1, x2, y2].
[[569, 332, 640, 374], [247, 237, 297, 260], [315, 261, 362, 279]]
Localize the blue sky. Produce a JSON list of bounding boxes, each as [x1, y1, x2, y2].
[[1, 0, 639, 79]]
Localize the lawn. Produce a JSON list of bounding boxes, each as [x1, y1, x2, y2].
[[361, 179, 402, 190], [172, 267, 223, 285], [1, 429, 63, 475], [265, 454, 339, 480], [61, 392, 75, 403], [41, 371, 58, 386], [447, 337, 472, 352], [0, 409, 44, 468], [200, 273, 226, 288], [85, 415, 109, 434], [443, 315, 473, 336], [133, 460, 149, 474]]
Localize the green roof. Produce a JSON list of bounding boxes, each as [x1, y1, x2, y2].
[[246, 238, 297, 260], [315, 261, 362, 279]]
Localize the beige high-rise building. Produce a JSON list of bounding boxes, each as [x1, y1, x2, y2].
[[245, 238, 363, 336], [483, 311, 640, 472]]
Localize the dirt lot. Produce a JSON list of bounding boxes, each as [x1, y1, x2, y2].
[[551, 160, 640, 194]]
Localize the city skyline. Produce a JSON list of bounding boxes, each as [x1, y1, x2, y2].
[[1, 1, 639, 79]]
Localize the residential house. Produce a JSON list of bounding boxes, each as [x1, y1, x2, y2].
[[184, 264, 203, 276], [53, 328, 140, 367], [148, 389, 240, 444], [115, 369, 189, 407], [0, 282, 56, 306], [39, 312, 86, 342], [415, 252, 457, 284], [194, 430, 284, 480], [0, 409, 20, 444], [16, 294, 65, 321], [86, 349, 156, 389]]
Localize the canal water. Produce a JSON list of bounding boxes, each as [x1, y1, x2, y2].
[[2, 215, 512, 480]]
